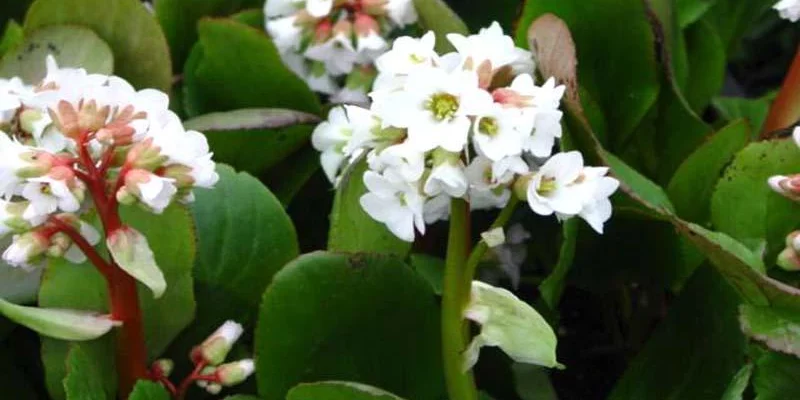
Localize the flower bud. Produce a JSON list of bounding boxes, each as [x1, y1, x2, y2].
[[46, 232, 71, 258], [126, 138, 166, 170], [121, 169, 177, 214], [768, 174, 800, 201], [151, 359, 174, 378], [354, 13, 380, 36], [216, 359, 255, 386], [3, 231, 50, 268], [361, 0, 389, 15], [76, 99, 110, 133], [191, 320, 244, 365], [205, 383, 222, 395], [15, 151, 55, 179], [19, 109, 51, 138], [161, 165, 195, 189], [777, 247, 800, 271], [313, 19, 333, 44]]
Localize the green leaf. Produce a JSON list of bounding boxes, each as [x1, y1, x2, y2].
[[231, 8, 265, 29], [667, 119, 750, 222], [609, 265, 747, 400], [711, 139, 800, 261], [412, 0, 469, 53], [516, 0, 661, 148], [166, 164, 298, 364], [683, 19, 726, 112], [224, 396, 262, 400], [753, 351, 800, 400], [287, 381, 407, 400], [512, 364, 558, 400], [39, 205, 196, 400], [24, 0, 171, 90], [0, 239, 42, 303], [328, 159, 412, 256], [0, 25, 113, 82], [676, 0, 716, 27], [154, 0, 262, 70], [254, 252, 444, 400], [128, 380, 170, 400], [704, 0, 775, 55], [264, 145, 320, 206], [721, 364, 753, 400], [539, 218, 578, 308], [107, 227, 167, 299], [183, 109, 320, 176], [63, 345, 107, 400], [603, 150, 676, 219], [713, 95, 774, 135], [0, 297, 116, 341], [0, 20, 24, 59], [739, 304, 800, 358], [409, 254, 444, 295], [183, 19, 321, 117]]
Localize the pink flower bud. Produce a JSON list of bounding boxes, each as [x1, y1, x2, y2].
[[313, 19, 333, 43], [215, 359, 255, 386], [491, 88, 533, 108], [354, 13, 379, 36], [768, 174, 800, 201]]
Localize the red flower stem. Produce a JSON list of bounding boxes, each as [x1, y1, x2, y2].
[[762, 46, 800, 136], [176, 361, 208, 400], [74, 133, 148, 397], [48, 217, 114, 280]]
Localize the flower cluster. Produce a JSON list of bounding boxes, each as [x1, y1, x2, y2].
[[769, 126, 800, 270], [264, 0, 417, 104], [312, 24, 620, 241], [0, 56, 217, 269], [774, 0, 800, 22]]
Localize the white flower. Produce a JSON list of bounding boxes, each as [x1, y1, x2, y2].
[[306, 68, 339, 95], [447, 22, 533, 74], [21, 177, 81, 219], [3, 233, 48, 269], [305, 0, 333, 17], [266, 15, 303, 52], [122, 170, 177, 214], [386, 0, 418, 26], [0, 78, 31, 122], [423, 194, 450, 223], [465, 155, 519, 189], [359, 170, 425, 242], [496, 75, 565, 157], [330, 86, 370, 106], [775, 0, 800, 21], [473, 103, 529, 161], [264, 0, 305, 18], [469, 187, 511, 210], [312, 105, 377, 182], [374, 31, 439, 76], [379, 66, 492, 152], [305, 31, 359, 76], [424, 161, 468, 197], [63, 221, 101, 264], [526, 151, 619, 233], [367, 142, 425, 182], [793, 126, 800, 148], [356, 31, 388, 63]]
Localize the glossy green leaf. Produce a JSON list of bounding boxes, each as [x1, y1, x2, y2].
[[287, 381, 407, 400], [63, 345, 106, 400], [0, 20, 24, 59], [264, 145, 320, 206], [683, 20, 725, 112], [39, 205, 196, 400], [154, 0, 262, 71], [539, 218, 578, 308], [412, 0, 468, 53], [183, 109, 319, 176], [667, 119, 750, 222], [739, 304, 800, 357], [231, 8, 265, 29], [676, 0, 716, 27], [604, 150, 676, 219], [704, 0, 775, 55], [183, 19, 321, 117], [328, 160, 412, 256], [166, 164, 298, 365], [609, 265, 747, 400], [753, 352, 800, 400], [0, 25, 113, 82], [128, 380, 170, 400], [713, 95, 774, 135], [0, 297, 115, 341], [24, 0, 171, 90], [711, 139, 800, 258], [255, 252, 444, 400], [721, 364, 753, 400], [409, 254, 444, 295], [516, 0, 661, 148]]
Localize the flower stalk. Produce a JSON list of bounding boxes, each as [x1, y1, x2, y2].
[[762, 46, 800, 136]]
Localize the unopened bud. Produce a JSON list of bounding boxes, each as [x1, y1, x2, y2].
[[191, 320, 244, 365], [195, 366, 216, 389], [3, 231, 49, 268], [216, 359, 255, 386], [778, 247, 800, 271], [332, 19, 353, 38], [46, 232, 71, 258], [205, 383, 222, 395], [162, 165, 195, 189], [126, 138, 166, 170], [115, 186, 137, 206], [354, 13, 379, 36], [77, 99, 110, 133], [15, 151, 54, 179], [151, 359, 174, 378], [313, 19, 333, 43], [768, 175, 800, 201]]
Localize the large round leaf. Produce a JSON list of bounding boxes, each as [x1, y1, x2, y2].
[[38, 205, 196, 400], [154, 0, 262, 71], [254, 252, 445, 400], [183, 19, 321, 117], [165, 164, 298, 366], [24, 0, 171, 90], [0, 25, 113, 81]]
